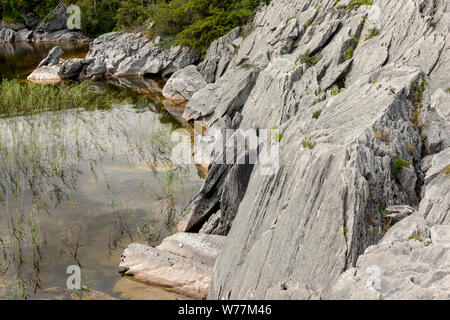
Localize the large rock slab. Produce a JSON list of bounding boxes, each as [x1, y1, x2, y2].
[[120, 233, 226, 299], [197, 27, 241, 83], [208, 65, 425, 299], [162, 65, 207, 102], [27, 65, 61, 81], [119, 243, 213, 299], [182, 67, 259, 126], [36, 2, 68, 32], [328, 213, 450, 300], [156, 232, 226, 266], [194, 0, 450, 300]]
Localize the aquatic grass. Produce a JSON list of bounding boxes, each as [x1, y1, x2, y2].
[[0, 80, 126, 118]]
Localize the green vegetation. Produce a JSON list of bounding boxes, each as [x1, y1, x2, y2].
[[2, 0, 270, 52], [442, 164, 450, 175], [312, 109, 322, 119], [393, 156, 412, 175], [147, 0, 271, 52], [302, 138, 316, 149], [445, 88, 450, 94], [0, 80, 124, 118], [331, 87, 343, 96], [411, 75, 427, 127], [408, 230, 424, 242], [342, 46, 354, 61], [339, 0, 373, 11], [364, 27, 380, 41], [299, 50, 323, 67], [271, 129, 284, 142]]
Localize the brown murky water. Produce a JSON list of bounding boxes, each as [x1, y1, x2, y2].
[[0, 43, 201, 300]]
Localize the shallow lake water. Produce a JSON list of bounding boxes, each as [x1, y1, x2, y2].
[[0, 43, 202, 300]]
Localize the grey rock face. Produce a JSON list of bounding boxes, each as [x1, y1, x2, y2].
[[197, 28, 241, 83], [178, 138, 256, 235], [81, 59, 107, 80], [183, 67, 259, 127], [328, 212, 450, 300], [197, 0, 450, 300], [58, 58, 88, 80], [119, 234, 226, 299], [162, 65, 207, 101], [37, 46, 64, 68], [36, 2, 68, 32], [419, 148, 450, 226], [385, 205, 416, 223], [15, 28, 33, 42], [22, 12, 39, 29], [28, 46, 65, 81], [85, 32, 197, 78], [27, 65, 61, 81], [156, 232, 227, 266], [0, 28, 16, 42], [0, 3, 89, 43], [27, 32, 196, 81]]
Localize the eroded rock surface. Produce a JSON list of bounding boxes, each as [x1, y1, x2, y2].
[[166, 0, 450, 300], [119, 233, 226, 299], [0, 3, 89, 43], [162, 65, 207, 102], [28, 32, 198, 81]]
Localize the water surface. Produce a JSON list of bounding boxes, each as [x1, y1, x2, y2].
[[0, 43, 201, 300]]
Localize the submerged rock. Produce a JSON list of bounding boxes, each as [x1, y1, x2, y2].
[[119, 233, 226, 299]]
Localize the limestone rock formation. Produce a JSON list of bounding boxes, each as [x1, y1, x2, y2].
[[162, 65, 207, 102], [119, 233, 226, 299], [28, 32, 198, 81], [167, 0, 450, 300], [0, 2, 89, 43]]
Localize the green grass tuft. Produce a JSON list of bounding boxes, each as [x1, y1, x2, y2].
[[0, 80, 125, 118], [393, 156, 413, 176]]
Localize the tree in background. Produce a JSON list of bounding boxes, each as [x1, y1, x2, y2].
[[1, 0, 270, 53]]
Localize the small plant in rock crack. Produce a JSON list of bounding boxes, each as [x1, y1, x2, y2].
[[393, 156, 413, 176], [271, 126, 283, 142], [364, 27, 380, 41], [445, 88, 450, 94], [342, 46, 355, 61], [331, 87, 343, 96], [340, 0, 373, 11], [442, 164, 450, 175], [408, 230, 424, 242], [302, 138, 316, 149], [299, 50, 323, 67], [312, 109, 323, 119]]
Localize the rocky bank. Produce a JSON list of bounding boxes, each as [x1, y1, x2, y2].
[[173, 0, 449, 300], [0, 2, 89, 43], [27, 0, 450, 300]]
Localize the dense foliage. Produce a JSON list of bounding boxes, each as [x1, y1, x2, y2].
[[1, 0, 270, 52]]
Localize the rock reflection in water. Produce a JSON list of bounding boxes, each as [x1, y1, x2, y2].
[[0, 42, 89, 80]]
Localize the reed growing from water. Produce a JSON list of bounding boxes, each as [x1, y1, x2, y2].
[[0, 80, 125, 118]]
